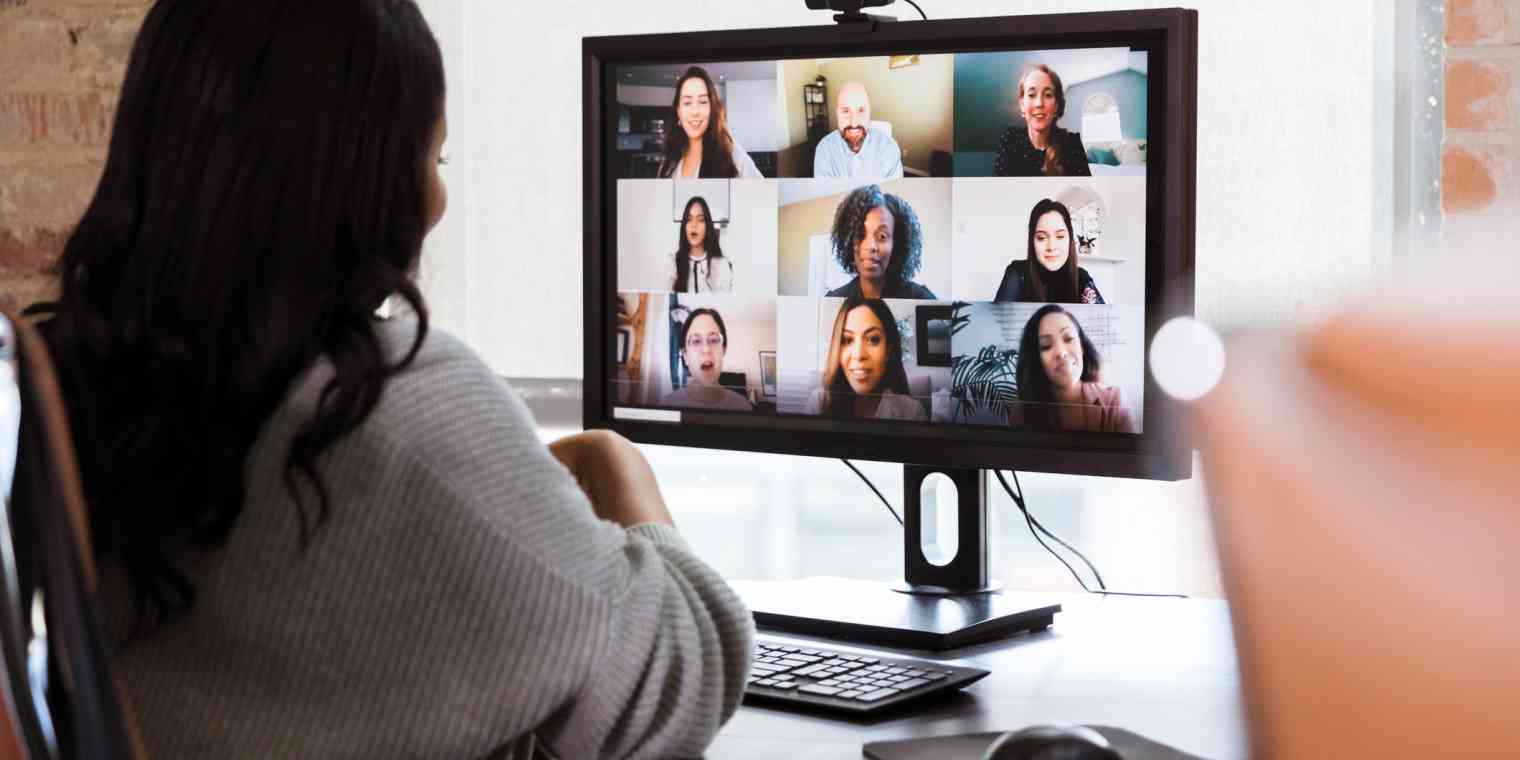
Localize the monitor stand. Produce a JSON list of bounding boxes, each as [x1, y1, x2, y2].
[[733, 465, 1062, 651]]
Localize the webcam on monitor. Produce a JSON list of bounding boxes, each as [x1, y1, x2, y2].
[[804, 0, 897, 24]]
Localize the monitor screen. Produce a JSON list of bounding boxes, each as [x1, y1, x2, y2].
[[584, 11, 1196, 480]]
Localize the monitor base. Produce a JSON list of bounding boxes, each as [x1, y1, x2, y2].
[[733, 577, 1062, 651]]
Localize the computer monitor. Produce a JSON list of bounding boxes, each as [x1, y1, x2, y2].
[[583, 8, 1197, 648]]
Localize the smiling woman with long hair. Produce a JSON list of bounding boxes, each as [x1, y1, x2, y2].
[[994, 198, 1106, 303], [1013, 304, 1135, 433], [657, 65, 762, 179], [30, 1, 751, 756], [804, 296, 926, 420], [993, 64, 1092, 177]]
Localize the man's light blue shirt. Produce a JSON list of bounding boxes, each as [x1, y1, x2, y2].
[[813, 128, 904, 180]]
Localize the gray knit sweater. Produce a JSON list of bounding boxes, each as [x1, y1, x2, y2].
[[101, 319, 754, 759]]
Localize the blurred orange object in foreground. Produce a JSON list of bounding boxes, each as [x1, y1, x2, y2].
[[1197, 293, 1520, 759]]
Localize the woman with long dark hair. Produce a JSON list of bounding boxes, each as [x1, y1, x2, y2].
[[667, 196, 734, 292], [657, 65, 762, 179], [825, 184, 936, 300], [1013, 305, 1135, 433], [993, 64, 1092, 177], [804, 296, 926, 420], [993, 198, 1106, 304], [32, 1, 751, 756]]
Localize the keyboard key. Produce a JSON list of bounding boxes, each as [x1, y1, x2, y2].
[[897, 677, 930, 690], [923, 673, 948, 682], [838, 690, 863, 699], [857, 657, 879, 664], [857, 687, 901, 702], [793, 665, 828, 677], [884, 666, 908, 675], [800, 685, 843, 697]]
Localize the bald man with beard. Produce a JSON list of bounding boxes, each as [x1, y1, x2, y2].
[[813, 81, 905, 180]]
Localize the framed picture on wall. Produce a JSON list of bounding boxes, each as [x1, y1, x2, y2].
[[915, 305, 955, 367], [759, 350, 778, 398]]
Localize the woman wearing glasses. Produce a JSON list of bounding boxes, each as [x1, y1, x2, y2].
[[661, 307, 754, 410]]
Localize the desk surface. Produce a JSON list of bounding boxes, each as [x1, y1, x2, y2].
[[708, 593, 1247, 760]]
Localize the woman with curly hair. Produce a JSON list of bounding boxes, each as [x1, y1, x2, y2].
[[804, 296, 927, 420], [825, 184, 937, 300], [1013, 304, 1135, 433]]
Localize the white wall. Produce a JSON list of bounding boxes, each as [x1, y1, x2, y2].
[[412, 0, 1382, 379]]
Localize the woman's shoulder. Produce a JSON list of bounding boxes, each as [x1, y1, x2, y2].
[[879, 391, 927, 421], [825, 278, 861, 298], [994, 263, 1027, 301], [1083, 381, 1124, 407], [892, 280, 937, 299], [804, 387, 825, 414]]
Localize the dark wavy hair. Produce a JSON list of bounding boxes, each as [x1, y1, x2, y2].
[[1022, 198, 1081, 303], [29, 0, 444, 625], [830, 184, 923, 287], [658, 66, 739, 179], [1016, 304, 1102, 432], [673, 196, 724, 292], [1018, 64, 1073, 176], [677, 306, 728, 385], [817, 296, 910, 419]]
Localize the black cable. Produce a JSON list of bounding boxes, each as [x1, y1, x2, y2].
[[901, 0, 928, 21], [1007, 471, 1106, 589], [994, 470, 1187, 599], [841, 459, 903, 526]]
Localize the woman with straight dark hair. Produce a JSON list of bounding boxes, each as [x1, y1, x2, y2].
[[993, 64, 1092, 177], [32, 1, 751, 757], [994, 198, 1106, 304], [804, 296, 926, 420], [667, 195, 734, 292], [1013, 304, 1135, 433], [657, 65, 762, 179]]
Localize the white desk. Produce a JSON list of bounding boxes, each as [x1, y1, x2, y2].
[[708, 594, 1247, 759]]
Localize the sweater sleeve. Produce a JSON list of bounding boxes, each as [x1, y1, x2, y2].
[[380, 330, 754, 760]]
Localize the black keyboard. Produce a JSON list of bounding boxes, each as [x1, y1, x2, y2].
[[743, 636, 990, 715]]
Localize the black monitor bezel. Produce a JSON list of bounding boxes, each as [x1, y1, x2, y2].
[[583, 8, 1198, 480]]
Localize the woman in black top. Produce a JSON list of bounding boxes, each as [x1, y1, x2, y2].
[[994, 198, 1105, 304], [824, 184, 936, 300], [993, 64, 1091, 177]]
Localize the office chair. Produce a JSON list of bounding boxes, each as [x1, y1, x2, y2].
[[0, 309, 146, 759]]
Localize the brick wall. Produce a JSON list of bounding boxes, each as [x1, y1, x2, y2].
[[1444, 0, 1520, 252], [0, 0, 151, 312]]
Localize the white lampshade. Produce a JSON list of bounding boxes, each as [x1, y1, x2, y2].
[[1081, 111, 1124, 143]]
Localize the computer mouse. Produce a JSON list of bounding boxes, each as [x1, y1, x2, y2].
[[980, 724, 1124, 760]]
